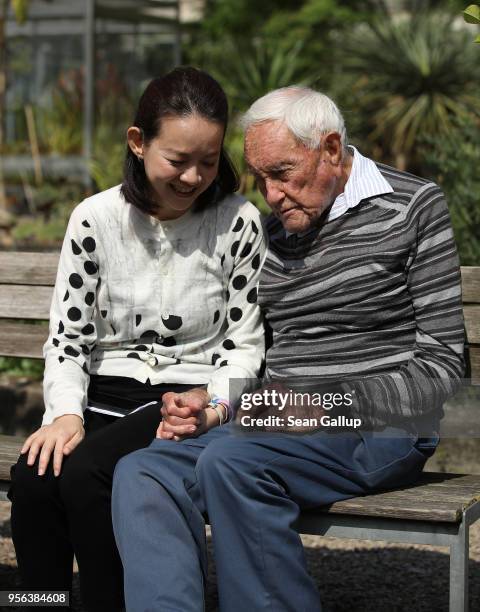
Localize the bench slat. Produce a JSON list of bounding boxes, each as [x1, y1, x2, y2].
[[317, 473, 480, 523], [0, 435, 24, 482], [0, 252, 59, 286], [461, 266, 480, 303], [464, 305, 480, 344], [0, 285, 53, 319], [467, 346, 480, 385], [0, 321, 48, 358]]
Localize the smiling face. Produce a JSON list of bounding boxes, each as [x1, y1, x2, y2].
[[128, 114, 224, 220], [244, 120, 350, 233]]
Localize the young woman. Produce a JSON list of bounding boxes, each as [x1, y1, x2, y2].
[[9, 67, 265, 612]]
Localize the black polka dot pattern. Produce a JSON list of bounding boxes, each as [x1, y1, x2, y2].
[[141, 330, 158, 340], [219, 360, 228, 367], [135, 345, 147, 351], [58, 321, 64, 334], [58, 356, 65, 363], [223, 339, 235, 350], [251, 220, 259, 234], [232, 275, 247, 290], [82, 237, 96, 253], [84, 261, 98, 275], [69, 273, 83, 289], [252, 253, 261, 270], [213, 310, 220, 324], [136, 314, 142, 327], [101, 310, 107, 318], [162, 336, 176, 347], [82, 323, 95, 335], [71, 240, 82, 255], [231, 241, 240, 257], [127, 352, 141, 360], [220, 254, 225, 267], [230, 307, 242, 322], [240, 243, 252, 258], [85, 292, 95, 306], [226, 289, 230, 302], [232, 217, 244, 232], [64, 345, 80, 357], [82, 220, 91, 228], [63, 291, 69, 302], [81, 345, 90, 355], [162, 315, 182, 331], [247, 287, 258, 303], [67, 307, 81, 322], [211, 353, 221, 365], [65, 334, 79, 340], [52, 338, 59, 347]]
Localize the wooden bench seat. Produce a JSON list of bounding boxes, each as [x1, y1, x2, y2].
[[1, 252, 479, 612]]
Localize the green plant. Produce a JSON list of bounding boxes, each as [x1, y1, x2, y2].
[[464, 3, 480, 41], [0, 356, 44, 380], [341, 11, 480, 171], [420, 116, 480, 265]]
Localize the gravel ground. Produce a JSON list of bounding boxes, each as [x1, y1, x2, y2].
[[0, 501, 479, 612]]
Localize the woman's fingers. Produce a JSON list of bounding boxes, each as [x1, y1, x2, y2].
[[62, 431, 84, 456], [53, 437, 66, 477], [156, 421, 174, 440], [37, 437, 57, 476], [161, 420, 197, 437]]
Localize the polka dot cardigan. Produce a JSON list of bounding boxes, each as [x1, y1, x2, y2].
[[42, 185, 266, 424]]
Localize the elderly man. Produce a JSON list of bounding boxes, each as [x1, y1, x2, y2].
[[112, 87, 464, 612]]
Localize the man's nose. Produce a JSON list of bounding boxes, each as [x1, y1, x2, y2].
[[180, 165, 201, 185], [264, 178, 284, 207]]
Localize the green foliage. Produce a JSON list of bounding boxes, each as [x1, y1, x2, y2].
[[12, 182, 83, 247], [420, 116, 480, 265], [464, 3, 480, 42], [201, 37, 319, 114], [0, 356, 43, 380], [37, 70, 83, 155], [340, 11, 480, 170], [90, 125, 126, 192]]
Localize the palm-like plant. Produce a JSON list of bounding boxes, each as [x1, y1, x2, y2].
[[197, 36, 318, 114], [342, 12, 480, 170]]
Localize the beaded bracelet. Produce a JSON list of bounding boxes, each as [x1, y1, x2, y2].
[[207, 397, 229, 425]]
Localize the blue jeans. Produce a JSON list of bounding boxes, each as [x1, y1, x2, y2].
[[112, 425, 435, 612]]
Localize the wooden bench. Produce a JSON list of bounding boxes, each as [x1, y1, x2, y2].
[[1, 252, 479, 611]]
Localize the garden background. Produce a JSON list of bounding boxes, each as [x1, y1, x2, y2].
[[0, 0, 479, 380]]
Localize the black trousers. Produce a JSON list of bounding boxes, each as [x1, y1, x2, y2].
[[9, 379, 197, 612]]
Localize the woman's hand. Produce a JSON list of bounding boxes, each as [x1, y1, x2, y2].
[[157, 388, 223, 441], [20, 414, 85, 477]]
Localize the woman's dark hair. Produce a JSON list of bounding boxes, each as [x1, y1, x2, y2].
[[121, 66, 239, 214]]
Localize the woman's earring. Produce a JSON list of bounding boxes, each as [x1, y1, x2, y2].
[[137, 155, 143, 162]]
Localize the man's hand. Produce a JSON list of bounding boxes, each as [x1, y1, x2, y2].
[[20, 414, 85, 477], [157, 388, 210, 440]]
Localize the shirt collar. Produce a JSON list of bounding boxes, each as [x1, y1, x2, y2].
[[326, 146, 393, 222]]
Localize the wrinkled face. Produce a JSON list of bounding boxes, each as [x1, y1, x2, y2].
[[129, 114, 224, 220], [244, 121, 344, 233]]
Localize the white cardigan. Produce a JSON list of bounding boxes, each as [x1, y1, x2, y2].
[[42, 185, 266, 424]]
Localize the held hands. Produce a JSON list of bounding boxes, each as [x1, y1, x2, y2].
[[20, 414, 85, 477], [156, 388, 224, 441]]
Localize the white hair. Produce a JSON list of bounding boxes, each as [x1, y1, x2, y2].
[[240, 86, 347, 150]]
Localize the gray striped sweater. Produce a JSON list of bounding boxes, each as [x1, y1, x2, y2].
[[259, 163, 465, 427]]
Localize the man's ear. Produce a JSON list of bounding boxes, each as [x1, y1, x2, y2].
[[322, 132, 343, 165], [127, 126, 144, 159]]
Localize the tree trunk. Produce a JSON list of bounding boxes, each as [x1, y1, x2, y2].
[[0, 0, 9, 211]]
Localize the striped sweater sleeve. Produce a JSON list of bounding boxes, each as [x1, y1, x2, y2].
[[343, 183, 465, 425]]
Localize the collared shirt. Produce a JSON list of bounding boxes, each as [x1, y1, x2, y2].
[[327, 146, 394, 222]]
